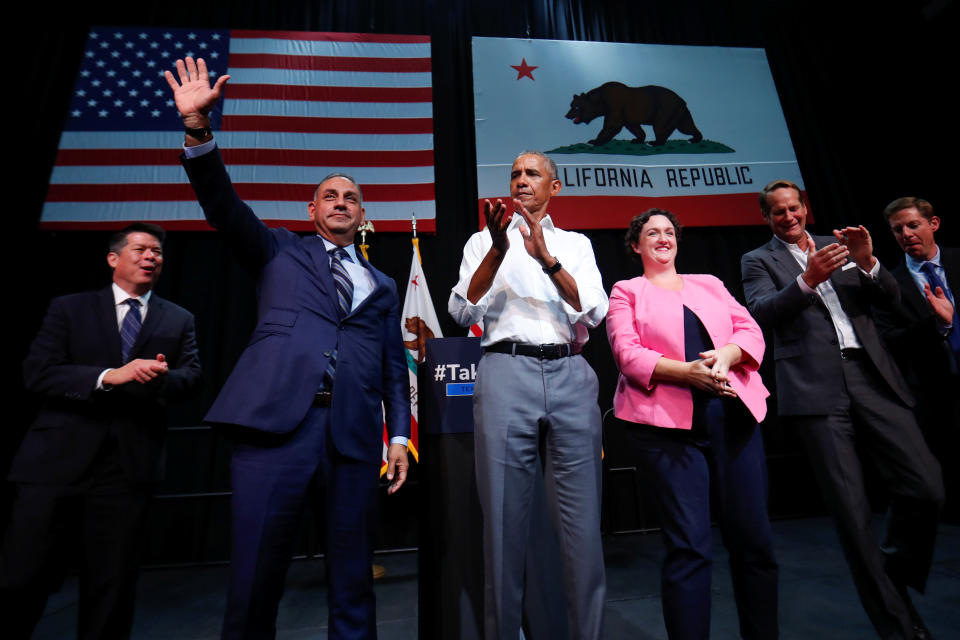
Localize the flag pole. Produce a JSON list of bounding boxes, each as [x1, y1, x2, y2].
[[411, 213, 421, 263], [358, 220, 374, 260]]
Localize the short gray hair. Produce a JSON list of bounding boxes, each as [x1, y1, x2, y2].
[[515, 150, 558, 181], [313, 172, 363, 202]]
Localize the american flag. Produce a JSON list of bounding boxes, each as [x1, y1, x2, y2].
[[42, 27, 436, 231]]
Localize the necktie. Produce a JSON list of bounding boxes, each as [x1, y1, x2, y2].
[[324, 248, 354, 387], [920, 261, 960, 366], [329, 247, 354, 319], [120, 298, 142, 363]]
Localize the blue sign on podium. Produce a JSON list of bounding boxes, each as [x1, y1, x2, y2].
[[421, 337, 482, 435]]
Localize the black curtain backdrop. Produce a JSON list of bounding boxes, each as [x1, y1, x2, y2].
[[5, 0, 956, 562]]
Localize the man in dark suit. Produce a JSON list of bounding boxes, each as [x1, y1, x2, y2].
[[741, 180, 943, 640], [881, 197, 959, 521], [165, 57, 410, 639], [0, 223, 201, 640]]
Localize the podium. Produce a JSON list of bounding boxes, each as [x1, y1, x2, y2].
[[418, 337, 568, 640]]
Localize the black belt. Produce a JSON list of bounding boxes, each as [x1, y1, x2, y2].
[[313, 390, 333, 407], [484, 341, 579, 359], [840, 348, 865, 360]]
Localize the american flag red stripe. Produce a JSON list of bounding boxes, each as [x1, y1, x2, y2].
[[46, 182, 435, 202], [55, 148, 435, 167], [228, 53, 432, 73], [41, 27, 436, 230], [221, 115, 434, 134], [231, 30, 430, 43], [223, 84, 432, 103]]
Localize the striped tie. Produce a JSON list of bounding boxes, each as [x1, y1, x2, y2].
[[329, 247, 354, 319], [324, 247, 354, 387], [120, 298, 142, 363]]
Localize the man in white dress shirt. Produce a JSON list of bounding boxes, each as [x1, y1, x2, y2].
[[449, 151, 608, 640]]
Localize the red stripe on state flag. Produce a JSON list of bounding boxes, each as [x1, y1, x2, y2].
[[224, 84, 431, 103], [48, 182, 435, 203], [228, 53, 431, 73], [222, 115, 434, 134], [54, 148, 435, 168], [231, 30, 430, 43], [476, 192, 808, 229]]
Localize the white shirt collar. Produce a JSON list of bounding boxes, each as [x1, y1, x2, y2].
[[111, 282, 152, 307], [507, 212, 555, 232], [318, 235, 360, 262]]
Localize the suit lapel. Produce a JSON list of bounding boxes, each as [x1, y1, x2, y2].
[[131, 295, 165, 358], [98, 287, 125, 365], [348, 250, 386, 317], [304, 235, 342, 319], [765, 237, 803, 284], [892, 263, 930, 320]]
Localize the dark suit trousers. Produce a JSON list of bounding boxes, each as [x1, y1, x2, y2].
[[625, 407, 779, 640], [222, 406, 380, 640], [791, 355, 943, 640], [0, 437, 152, 640]]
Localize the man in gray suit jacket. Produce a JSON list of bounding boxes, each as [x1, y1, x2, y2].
[[741, 180, 943, 640]]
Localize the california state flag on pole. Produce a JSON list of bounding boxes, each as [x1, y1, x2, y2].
[[381, 234, 442, 474]]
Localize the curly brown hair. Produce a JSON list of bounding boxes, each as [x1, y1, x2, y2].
[[624, 209, 682, 259]]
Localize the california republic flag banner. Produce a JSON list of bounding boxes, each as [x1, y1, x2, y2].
[[472, 36, 805, 228], [391, 236, 442, 467]]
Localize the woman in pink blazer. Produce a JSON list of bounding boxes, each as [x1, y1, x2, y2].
[[607, 210, 778, 639]]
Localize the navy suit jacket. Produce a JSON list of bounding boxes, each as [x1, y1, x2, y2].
[[11, 287, 201, 485], [741, 234, 913, 416], [181, 148, 409, 464], [880, 246, 960, 388]]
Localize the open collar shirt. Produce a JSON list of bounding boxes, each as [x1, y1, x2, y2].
[[448, 213, 608, 348], [776, 232, 881, 350]]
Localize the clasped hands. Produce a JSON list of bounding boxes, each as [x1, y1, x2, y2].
[[103, 354, 168, 386], [686, 348, 739, 398]]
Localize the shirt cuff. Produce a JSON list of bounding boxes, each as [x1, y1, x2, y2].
[[859, 259, 881, 278], [447, 289, 487, 328], [795, 274, 815, 295], [96, 369, 113, 391], [182, 138, 217, 158], [389, 436, 408, 447]]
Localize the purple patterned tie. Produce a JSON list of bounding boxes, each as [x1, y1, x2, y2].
[[120, 298, 142, 363]]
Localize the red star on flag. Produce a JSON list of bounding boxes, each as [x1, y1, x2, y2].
[[510, 58, 538, 81]]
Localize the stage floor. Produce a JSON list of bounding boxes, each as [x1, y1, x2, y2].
[[33, 516, 960, 639]]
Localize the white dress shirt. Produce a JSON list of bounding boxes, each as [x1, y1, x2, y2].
[[448, 213, 608, 347], [97, 283, 154, 389], [319, 236, 376, 310], [778, 233, 880, 350]]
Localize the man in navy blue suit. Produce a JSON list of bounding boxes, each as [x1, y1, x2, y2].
[[165, 57, 409, 640], [1, 223, 201, 640], [881, 197, 959, 522]]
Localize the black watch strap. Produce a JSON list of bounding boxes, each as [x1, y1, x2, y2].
[[184, 125, 212, 140], [542, 258, 562, 275]]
